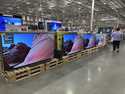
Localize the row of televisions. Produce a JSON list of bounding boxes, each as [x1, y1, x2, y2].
[[0, 32, 107, 71], [0, 16, 62, 32]]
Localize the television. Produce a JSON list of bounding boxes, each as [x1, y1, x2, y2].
[[38, 22, 45, 29], [0, 16, 22, 32], [47, 20, 62, 32], [0, 17, 6, 31], [82, 33, 96, 48], [1, 33, 54, 70], [98, 27, 112, 34], [63, 33, 83, 55], [0, 16, 22, 26]]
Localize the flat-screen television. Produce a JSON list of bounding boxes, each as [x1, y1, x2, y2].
[[98, 27, 112, 34], [82, 33, 96, 48], [0, 16, 22, 26], [0, 16, 22, 32], [95, 34, 102, 45], [95, 34, 107, 46], [1, 33, 54, 70], [96, 34, 108, 46], [63, 33, 83, 55], [38, 22, 45, 29], [0, 17, 6, 31], [47, 20, 62, 32]]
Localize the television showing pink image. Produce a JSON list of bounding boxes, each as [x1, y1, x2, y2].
[[1, 33, 54, 70], [63, 33, 83, 55]]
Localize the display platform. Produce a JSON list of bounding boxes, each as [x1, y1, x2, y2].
[[0, 31, 108, 81], [3, 46, 100, 81]]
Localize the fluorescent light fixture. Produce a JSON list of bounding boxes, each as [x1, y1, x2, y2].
[[48, 1, 56, 9], [100, 17, 118, 21]]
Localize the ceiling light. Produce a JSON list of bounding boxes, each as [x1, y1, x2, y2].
[[48, 2, 55, 9], [28, 10, 33, 13], [64, 0, 72, 5], [17, 6, 20, 9], [8, 7, 13, 10], [77, 2, 82, 4], [26, 2, 31, 5], [38, 8, 42, 11]]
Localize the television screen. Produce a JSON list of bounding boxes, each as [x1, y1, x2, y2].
[[98, 27, 112, 34], [1, 33, 54, 70], [38, 22, 45, 29], [0, 17, 6, 31], [82, 34, 96, 48], [0, 16, 22, 32], [96, 34, 107, 46], [63, 33, 83, 55], [47, 21, 62, 32], [0, 16, 22, 26]]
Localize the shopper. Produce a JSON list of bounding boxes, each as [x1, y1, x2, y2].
[[111, 28, 122, 52]]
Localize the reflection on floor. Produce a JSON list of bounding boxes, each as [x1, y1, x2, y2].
[[1, 43, 125, 94]]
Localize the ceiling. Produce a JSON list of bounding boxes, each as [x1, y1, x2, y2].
[[0, 0, 125, 28]]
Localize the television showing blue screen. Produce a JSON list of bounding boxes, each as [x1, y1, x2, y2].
[[0, 16, 22, 31], [95, 34, 107, 46], [63, 33, 83, 55], [0, 16, 22, 25], [82, 34, 96, 48], [47, 21, 62, 32], [1, 33, 55, 70], [0, 17, 6, 31]]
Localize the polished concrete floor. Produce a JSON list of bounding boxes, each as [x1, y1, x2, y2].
[[1, 43, 125, 94]]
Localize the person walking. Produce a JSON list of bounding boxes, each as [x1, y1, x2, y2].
[[111, 28, 122, 52]]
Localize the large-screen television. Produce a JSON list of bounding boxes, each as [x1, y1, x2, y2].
[[95, 34, 106, 46], [82, 33, 96, 48], [98, 27, 112, 35], [1, 33, 54, 70], [95, 34, 107, 46], [0, 16, 22, 32], [63, 33, 83, 55], [47, 20, 62, 32], [0, 16, 22, 26], [0, 17, 6, 31]]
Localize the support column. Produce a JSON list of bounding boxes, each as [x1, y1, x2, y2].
[[90, 0, 95, 32]]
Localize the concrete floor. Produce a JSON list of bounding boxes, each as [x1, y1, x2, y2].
[[0, 43, 125, 94]]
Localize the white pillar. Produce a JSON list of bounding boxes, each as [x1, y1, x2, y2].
[[90, 0, 95, 32]]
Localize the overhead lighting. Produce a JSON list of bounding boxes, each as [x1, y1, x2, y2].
[[100, 17, 118, 21], [64, 0, 72, 5], [26, 2, 31, 5], [104, 2, 106, 5], [76, 1, 82, 4], [8, 7, 13, 10], [38, 7, 42, 11], [48, 2, 56, 9], [17, 6, 20, 9]]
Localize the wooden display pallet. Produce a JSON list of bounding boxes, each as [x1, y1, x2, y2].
[[81, 50, 89, 56], [63, 53, 80, 63], [89, 47, 97, 53], [77, 52, 82, 59], [5, 64, 45, 81], [45, 59, 63, 70], [2, 45, 106, 81]]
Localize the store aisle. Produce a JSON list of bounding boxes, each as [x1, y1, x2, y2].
[[0, 43, 125, 94]]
